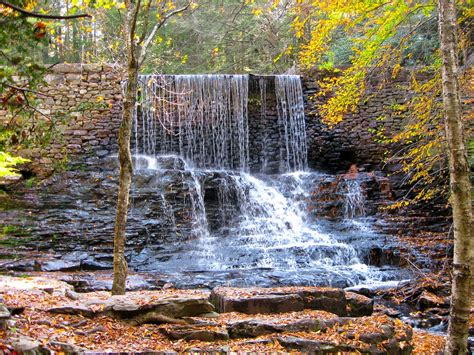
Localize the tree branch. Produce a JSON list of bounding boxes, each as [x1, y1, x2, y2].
[[139, 2, 191, 65], [6, 84, 53, 97], [0, 0, 91, 19]]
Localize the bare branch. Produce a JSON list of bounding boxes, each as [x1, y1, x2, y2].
[[139, 2, 191, 65], [0, 0, 91, 19], [6, 84, 53, 97]]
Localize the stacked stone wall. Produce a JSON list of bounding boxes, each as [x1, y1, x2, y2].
[[1, 64, 471, 177], [0, 64, 122, 176], [303, 67, 473, 173]]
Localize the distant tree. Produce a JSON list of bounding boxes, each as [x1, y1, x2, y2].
[[0, 0, 89, 176]]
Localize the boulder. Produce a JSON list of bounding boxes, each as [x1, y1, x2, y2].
[[211, 289, 304, 314], [296, 288, 347, 316], [107, 297, 215, 321], [48, 296, 215, 324], [417, 291, 448, 310], [346, 292, 374, 316]]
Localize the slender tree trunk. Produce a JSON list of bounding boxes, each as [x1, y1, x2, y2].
[[438, 0, 473, 353], [111, 3, 139, 296]]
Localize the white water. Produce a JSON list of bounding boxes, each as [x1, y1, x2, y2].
[[135, 74, 249, 170], [275, 75, 308, 171], [133, 74, 308, 172]]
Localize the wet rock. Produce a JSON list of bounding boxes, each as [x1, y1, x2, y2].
[[42, 260, 81, 272], [1, 259, 37, 271], [366, 247, 401, 267], [160, 326, 229, 341], [60, 274, 158, 292], [346, 291, 373, 317]]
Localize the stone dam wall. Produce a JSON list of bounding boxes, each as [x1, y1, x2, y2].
[[1, 64, 472, 177]]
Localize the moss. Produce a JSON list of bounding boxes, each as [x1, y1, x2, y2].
[[24, 177, 37, 189], [0, 225, 32, 247]]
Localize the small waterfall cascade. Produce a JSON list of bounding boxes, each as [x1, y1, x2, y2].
[[199, 172, 361, 271], [343, 179, 367, 219], [275, 75, 308, 171]]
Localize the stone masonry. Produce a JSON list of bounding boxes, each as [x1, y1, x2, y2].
[[1, 64, 471, 176], [0, 64, 122, 177]]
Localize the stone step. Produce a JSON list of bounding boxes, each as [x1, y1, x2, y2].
[[210, 286, 372, 317]]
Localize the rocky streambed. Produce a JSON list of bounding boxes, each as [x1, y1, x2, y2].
[[0, 275, 451, 354]]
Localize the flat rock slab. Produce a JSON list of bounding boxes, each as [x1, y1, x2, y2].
[[48, 295, 215, 324], [228, 318, 338, 339], [211, 286, 348, 316], [277, 336, 361, 353], [160, 325, 229, 341]]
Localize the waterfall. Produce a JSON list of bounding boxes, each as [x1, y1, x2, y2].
[[207, 172, 361, 270], [135, 74, 249, 170], [343, 179, 366, 219], [133, 74, 308, 172], [124, 74, 410, 288]]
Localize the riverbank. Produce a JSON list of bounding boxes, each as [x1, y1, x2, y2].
[[1, 274, 457, 354]]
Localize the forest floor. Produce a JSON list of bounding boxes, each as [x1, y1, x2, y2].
[[0, 274, 460, 354]]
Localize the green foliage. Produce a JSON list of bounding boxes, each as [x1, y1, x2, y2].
[[0, 151, 29, 177], [294, 0, 471, 208], [0, 1, 48, 106], [24, 176, 37, 188]]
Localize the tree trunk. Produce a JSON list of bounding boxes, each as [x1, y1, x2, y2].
[[438, 0, 473, 353], [111, 3, 139, 296]]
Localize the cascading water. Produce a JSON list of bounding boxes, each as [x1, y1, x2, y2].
[[128, 74, 410, 288], [343, 179, 367, 219], [135, 75, 249, 170], [275, 75, 308, 172]]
